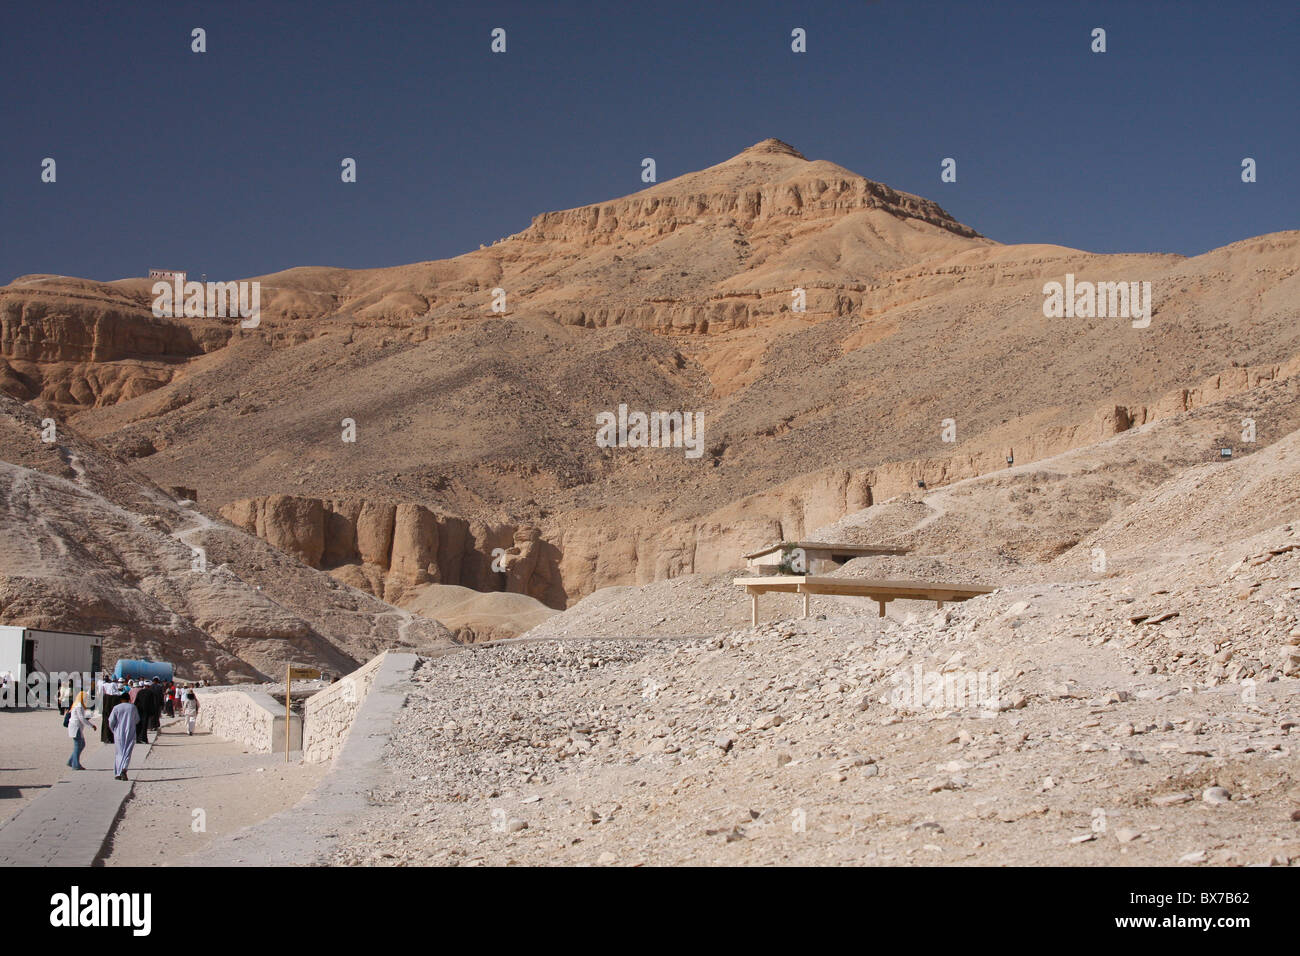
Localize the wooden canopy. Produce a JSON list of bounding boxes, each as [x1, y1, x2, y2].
[[734, 575, 994, 624]]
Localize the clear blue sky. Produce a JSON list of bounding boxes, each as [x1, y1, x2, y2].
[[3, 0, 1295, 282]]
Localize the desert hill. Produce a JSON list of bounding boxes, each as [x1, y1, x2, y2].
[[0, 394, 452, 680], [526, 366, 1300, 655], [398, 583, 557, 643], [2, 138, 1297, 621]]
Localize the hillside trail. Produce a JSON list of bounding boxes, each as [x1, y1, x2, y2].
[[1, 459, 186, 553], [2, 463, 71, 560], [897, 495, 949, 538], [166, 501, 222, 554], [372, 607, 419, 646], [63, 448, 87, 484]]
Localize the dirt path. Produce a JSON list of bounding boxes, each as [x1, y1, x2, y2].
[[100, 718, 328, 865]]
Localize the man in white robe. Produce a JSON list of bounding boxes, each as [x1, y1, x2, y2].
[[109, 697, 140, 780]]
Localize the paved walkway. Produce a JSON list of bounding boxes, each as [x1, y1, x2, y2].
[[0, 726, 152, 867], [0, 655, 416, 867], [0, 708, 109, 826], [101, 721, 326, 866]]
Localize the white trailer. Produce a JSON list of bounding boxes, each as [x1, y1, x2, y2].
[[0, 626, 104, 705]]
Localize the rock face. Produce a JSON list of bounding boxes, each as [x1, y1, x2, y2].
[[213, 352, 1300, 606], [224, 495, 326, 567], [0, 280, 230, 408], [220, 495, 566, 608]]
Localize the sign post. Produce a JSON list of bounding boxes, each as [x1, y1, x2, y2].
[[285, 663, 321, 762]]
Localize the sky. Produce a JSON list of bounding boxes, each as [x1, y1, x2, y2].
[[2, 0, 1296, 282]]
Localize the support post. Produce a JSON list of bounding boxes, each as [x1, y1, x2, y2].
[[801, 592, 809, 619], [877, 599, 886, 618], [750, 593, 758, 627]]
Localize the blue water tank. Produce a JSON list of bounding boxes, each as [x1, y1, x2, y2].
[[113, 659, 174, 682]]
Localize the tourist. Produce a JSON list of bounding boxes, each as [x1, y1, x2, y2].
[[98, 676, 124, 743], [148, 678, 163, 731], [66, 691, 95, 770], [132, 682, 152, 744], [57, 680, 72, 715], [182, 687, 200, 735], [108, 692, 140, 781], [163, 682, 176, 718]]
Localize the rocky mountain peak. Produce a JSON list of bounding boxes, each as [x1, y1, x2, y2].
[[737, 138, 806, 159]]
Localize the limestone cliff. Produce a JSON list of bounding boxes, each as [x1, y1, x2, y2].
[[220, 495, 566, 609]]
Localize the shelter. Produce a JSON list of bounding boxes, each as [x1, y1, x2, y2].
[[734, 575, 993, 624], [742, 541, 909, 576]]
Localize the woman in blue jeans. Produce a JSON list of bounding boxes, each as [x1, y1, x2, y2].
[[66, 691, 96, 770]]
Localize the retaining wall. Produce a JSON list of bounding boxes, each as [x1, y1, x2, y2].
[[302, 652, 387, 763], [189, 652, 418, 865], [196, 688, 302, 753]]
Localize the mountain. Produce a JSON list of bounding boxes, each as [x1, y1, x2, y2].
[[2, 139, 1297, 649]]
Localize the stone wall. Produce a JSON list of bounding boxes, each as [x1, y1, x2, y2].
[[196, 687, 302, 753], [190, 653, 419, 865], [302, 652, 387, 763]]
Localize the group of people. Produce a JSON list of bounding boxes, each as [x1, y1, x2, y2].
[[61, 677, 201, 781]]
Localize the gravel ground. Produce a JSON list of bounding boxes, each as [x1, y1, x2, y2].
[[331, 524, 1300, 865]]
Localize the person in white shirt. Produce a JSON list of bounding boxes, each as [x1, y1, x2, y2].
[[66, 691, 96, 770], [182, 688, 200, 735]]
